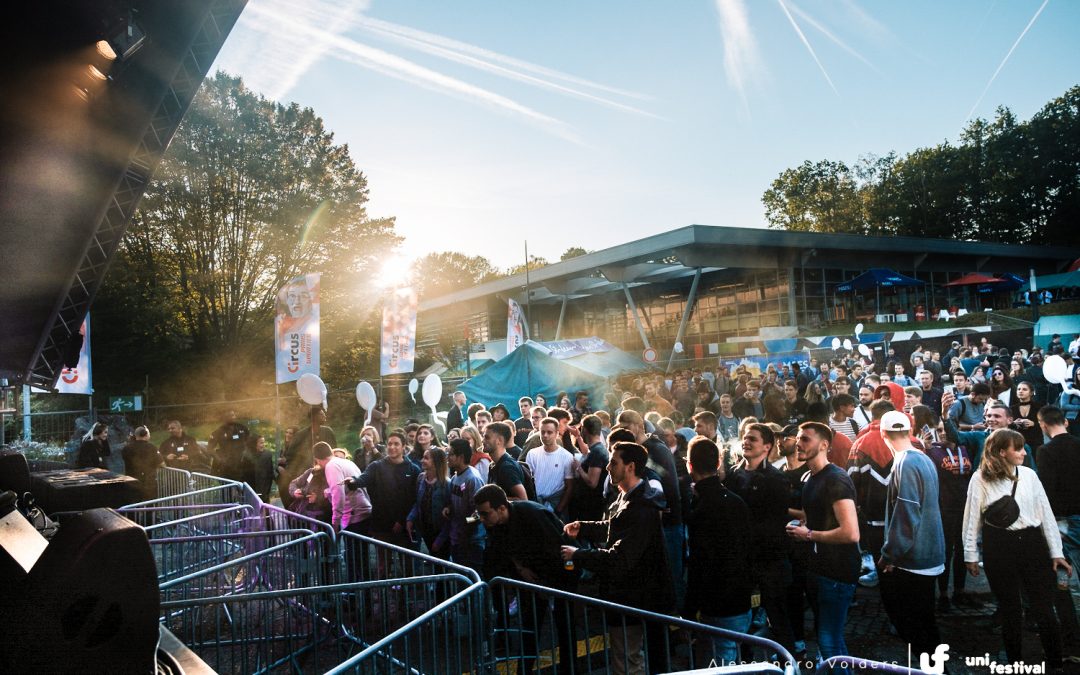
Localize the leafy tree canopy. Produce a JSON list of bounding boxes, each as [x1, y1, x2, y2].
[[762, 85, 1080, 245]]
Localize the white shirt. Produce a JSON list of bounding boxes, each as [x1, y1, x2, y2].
[[526, 446, 575, 499], [852, 405, 872, 430], [962, 465, 1063, 563]]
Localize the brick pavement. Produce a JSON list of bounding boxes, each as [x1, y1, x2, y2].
[[824, 571, 1080, 675]]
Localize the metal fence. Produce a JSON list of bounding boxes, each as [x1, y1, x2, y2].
[[487, 577, 797, 675]]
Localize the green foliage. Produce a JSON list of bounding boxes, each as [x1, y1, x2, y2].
[[763, 85, 1080, 244], [408, 251, 501, 301], [560, 246, 589, 261], [93, 71, 399, 401], [504, 255, 551, 277]]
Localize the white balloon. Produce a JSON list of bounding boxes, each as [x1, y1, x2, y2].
[[296, 373, 327, 406], [858, 344, 872, 357], [422, 373, 443, 410], [1043, 355, 1069, 385], [854, 323, 864, 337], [831, 337, 841, 351], [843, 339, 853, 351], [408, 378, 419, 403], [355, 381, 377, 426], [673, 341, 684, 354]]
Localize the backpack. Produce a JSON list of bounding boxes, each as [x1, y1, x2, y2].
[[517, 459, 538, 502]]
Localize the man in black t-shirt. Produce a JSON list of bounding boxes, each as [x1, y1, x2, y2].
[[206, 410, 250, 482], [159, 420, 208, 472], [484, 422, 527, 501], [1036, 405, 1080, 654], [787, 422, 860, 672]]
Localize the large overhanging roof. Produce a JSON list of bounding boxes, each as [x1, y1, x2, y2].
[[419, 225, 1080, 311], [0, 0, 247, 388]]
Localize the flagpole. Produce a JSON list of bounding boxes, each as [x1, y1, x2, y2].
[[524, 240, 532, 396]]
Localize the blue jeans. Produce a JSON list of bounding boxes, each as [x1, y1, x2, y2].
[[702, 610, 752, 666], [1061, 516, 1080, 590], [663, 524, 686, 609], [806, 573, 855, 675]]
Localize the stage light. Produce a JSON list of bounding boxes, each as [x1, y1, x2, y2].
[[87, 64, 107, 81], [105, 14, 145, 61], [95, 40, 117, 61]]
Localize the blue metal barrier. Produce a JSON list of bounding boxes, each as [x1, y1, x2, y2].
[[487, 577, 798, 675]]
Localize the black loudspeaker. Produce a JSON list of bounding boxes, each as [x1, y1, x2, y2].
[[0, 452, 31, 496], [0, 508, 160, 673]]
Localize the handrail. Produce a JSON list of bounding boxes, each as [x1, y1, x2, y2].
[[158, 574, 475, 608], [261, 502, 336, 543], [488, 576, 798, 675], [142, 504, 253, 533], [157, 530, 330, 590], [337, 528, 482, 584], [323, 581, 488, 675], [121, 484, 242, 508], [149, 529, 315, 544]]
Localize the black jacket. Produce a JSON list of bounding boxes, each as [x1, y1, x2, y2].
[[575, 481, 675, 614], [724, 459, 791, 562], [446, 405, 466, 432], [76, 438, 110, 469], [483, 500, 577, 590], [685, 475, 753, 619], [643, 434, 682, 527], [352, 456, 420, 532]]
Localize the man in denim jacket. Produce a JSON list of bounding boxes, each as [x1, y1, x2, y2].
[[878, 411, 946, 660]]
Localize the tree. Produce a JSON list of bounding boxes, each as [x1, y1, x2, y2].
[[504, 255, 551, 276], [762, 85, 1080, 245], [761, 160, 863, 233], [408, 252, 500, 301], [94, 72, 397, 400], [560, 247, 589, 261]]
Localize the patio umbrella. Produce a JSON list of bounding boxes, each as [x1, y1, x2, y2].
[[835, 268, 925, 316], [943, 272, 1005, 287]]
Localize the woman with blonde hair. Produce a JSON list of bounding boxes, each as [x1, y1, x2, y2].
[[962, 428, 1068, 667], [356, 425, 384, 471]]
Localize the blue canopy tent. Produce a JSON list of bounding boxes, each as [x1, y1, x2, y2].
[[834, 268, 926, 317], [458, 338, 651, 410]]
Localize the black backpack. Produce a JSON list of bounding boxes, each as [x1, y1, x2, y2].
[[517, 459, 538, 502]]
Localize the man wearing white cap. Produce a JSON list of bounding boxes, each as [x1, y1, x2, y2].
[[877, 410, 946, 660]]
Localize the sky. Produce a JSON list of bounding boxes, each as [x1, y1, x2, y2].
[[212, 0, 1080, 270]]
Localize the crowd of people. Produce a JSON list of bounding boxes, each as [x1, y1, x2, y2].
[[72, 331, 1080, 674]]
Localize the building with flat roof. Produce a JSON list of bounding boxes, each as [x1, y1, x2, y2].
[[417, 225, 1079, 365]]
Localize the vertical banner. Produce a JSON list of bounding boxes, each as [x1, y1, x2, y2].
[[380, 287, 418, 376], [55, 316, 92, 394], [506, 298, 527, 354], [275, 273, 321, 384]]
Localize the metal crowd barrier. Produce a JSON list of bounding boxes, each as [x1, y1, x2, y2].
[[159, 531, 332, 605], [161, 576, 480, 675], [156, 466, 194, 498], [121, 503, 255, 539], [487, 577, 798, 675], [150, 529, 314, 585]]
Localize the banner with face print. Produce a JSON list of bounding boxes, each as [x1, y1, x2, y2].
[[275, 274, 320, 384], [506, 298, 527, 355], [380, 287, 418, 376]]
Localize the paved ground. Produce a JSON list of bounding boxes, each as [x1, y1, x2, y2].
[[835, 570, 1079, 675]]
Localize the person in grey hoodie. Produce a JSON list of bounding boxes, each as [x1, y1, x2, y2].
[[877, 410, 946, 659]]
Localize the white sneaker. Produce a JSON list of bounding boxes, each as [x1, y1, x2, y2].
[[858, 568, 879, 587], [860, 552, 874, 574]]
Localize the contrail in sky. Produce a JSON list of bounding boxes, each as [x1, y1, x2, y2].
[[964, 0, 1049, 123], [713, 0, 763, 115], [244, 2, 582, 144], [786, 1, 878, 73], [356, 18, 658, 118], [357, 18, 652, 102], [776, 0, 839, 96]]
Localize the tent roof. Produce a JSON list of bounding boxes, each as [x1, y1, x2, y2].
[[944, 272, 1006, 287], [458, 338, 649, 409], [1034, 314, 1080, 338], [1035, 270, 1080, 290], [835, 268, 926, 293]]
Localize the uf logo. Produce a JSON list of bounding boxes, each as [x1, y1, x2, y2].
[[919, 644, 950, 675]]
